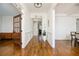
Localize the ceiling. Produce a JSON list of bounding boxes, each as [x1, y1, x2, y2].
[[1, 3, 79, 16], [25, 3, 52, 13], [56, 3, 79, 14], [0, 3, 20, 16], [25, 3, 79, 14]]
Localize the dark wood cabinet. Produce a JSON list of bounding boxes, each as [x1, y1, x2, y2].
[[13, 14, 22, 33], [13, 14, 22, 46], [0, 33, 12, 39], [12, 33, 21, 45], [0, 33, 21, 45]]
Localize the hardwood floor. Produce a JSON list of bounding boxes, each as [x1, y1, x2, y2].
[[0, 39, 14, 56], [23, 37, 53, 56], [55, 40, 79, 56], [0, 39, 21, 56], [0, 37, 79, 56]]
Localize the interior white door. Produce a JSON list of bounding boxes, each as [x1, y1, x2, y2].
[[76, 19, 79, 32]]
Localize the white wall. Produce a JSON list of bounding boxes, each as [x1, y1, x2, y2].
[[47, 11, 52, 47], [0, 16, 13, 32], [22, 5, 33, 48], [55, 13, 76, 40]]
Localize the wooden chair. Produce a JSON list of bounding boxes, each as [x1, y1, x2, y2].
[[75, 32, 79, 47], [70, 32, 76, 47]]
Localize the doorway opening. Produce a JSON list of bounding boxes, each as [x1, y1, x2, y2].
[[38, 21, 42, 41], [33, 17, 42, 41]]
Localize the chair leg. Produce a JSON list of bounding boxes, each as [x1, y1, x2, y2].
[[74, 40, 76, 47], [71, 40, 72, 46], [71, 39, 72, 46]]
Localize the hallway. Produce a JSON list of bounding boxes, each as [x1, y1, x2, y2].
[[23, 36, 53, 56]]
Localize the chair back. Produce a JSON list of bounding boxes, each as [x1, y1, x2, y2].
[[70, 32, 76, 40], [75, 32, 79, 39]]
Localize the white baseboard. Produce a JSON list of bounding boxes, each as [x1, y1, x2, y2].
[[22, 37, 32, 48], [55, 39, 71, 40], [47, 39, 55, 48]]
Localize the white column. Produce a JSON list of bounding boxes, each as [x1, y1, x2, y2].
[[52, 9, 55, 48]]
